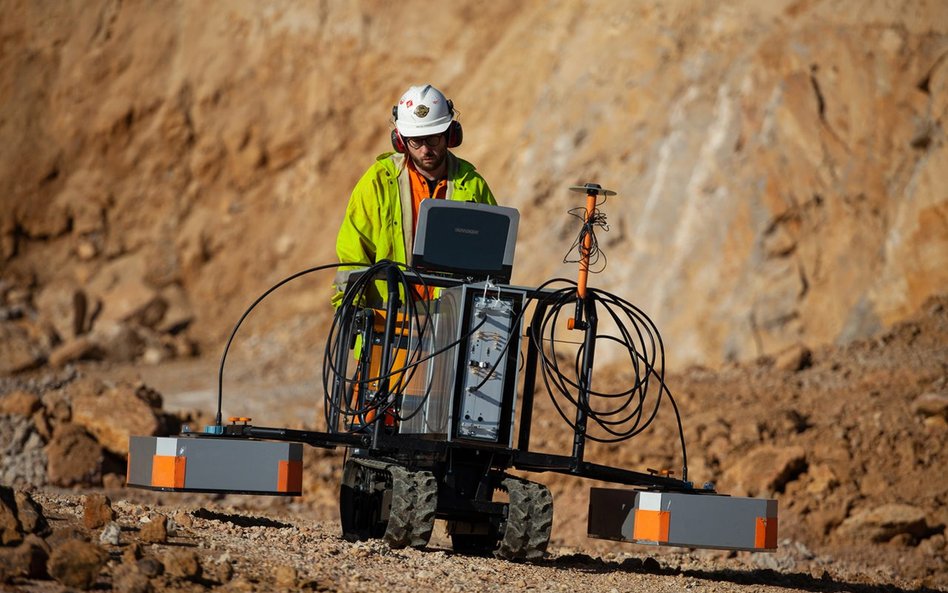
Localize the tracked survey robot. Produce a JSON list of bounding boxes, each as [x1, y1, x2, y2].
[[128, 184, 778, 560]]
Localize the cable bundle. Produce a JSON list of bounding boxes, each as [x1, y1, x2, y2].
[[562, 200, 610, 273], [529, 280, 688, 478]]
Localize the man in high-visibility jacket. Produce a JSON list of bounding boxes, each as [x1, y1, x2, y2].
[[333, 84, 496, 306]]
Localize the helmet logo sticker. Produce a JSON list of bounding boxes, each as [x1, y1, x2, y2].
[[414, 104, 429, 118]]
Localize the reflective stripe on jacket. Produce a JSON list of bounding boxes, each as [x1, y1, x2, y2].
[[333, 151, 496, 306]]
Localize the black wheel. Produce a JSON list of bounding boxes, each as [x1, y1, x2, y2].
[[339, 459, 389, 541], [495, 477, 553, 561], [383, 466, 437, 549]]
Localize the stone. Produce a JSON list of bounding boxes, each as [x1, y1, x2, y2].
[[156, 284, 194, 333], [70, 380, 163, 455], [13, 490, 49, 536], [86, 255, 165, 328], [274, 563, 299, 588], [98, 521, 121, 546], [0, 415, 48, 487], [773, 343, 813, 372], [88, 320, 146, 363], [35, 280, 88, 340], [48, 336, 104, 368], [47, 539, 107, 590], [162, 548, 202, 581], [136, 555, 164, 578], [112, 563, 152, 593], [215, 557, 234, 583], [172, 510, 193, 529], [805, 463, 840, 495], [911, 392, 948, 420], [0, 320, 48, 375], [46, 525, 89, 549], [0, 487, 22, 545], [45, 423, 103, 487], [82, 493, 115, 530], [723, 444, 807, 497], [837, 503, 930, 543], [139, 515, 168, 544], [0, 390, 41, 416], [122, 542, 142, 564], [0, 536, 49, 582]]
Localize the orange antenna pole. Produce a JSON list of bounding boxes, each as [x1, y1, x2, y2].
[[567, 183, 616, 330]]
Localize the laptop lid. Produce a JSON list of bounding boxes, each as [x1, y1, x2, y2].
[[411, 200, 519, 283]]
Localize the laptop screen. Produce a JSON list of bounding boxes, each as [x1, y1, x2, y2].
[[411, 200, 519, 283]]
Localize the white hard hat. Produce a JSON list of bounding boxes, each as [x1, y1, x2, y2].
[[394, 85, 454, 137]]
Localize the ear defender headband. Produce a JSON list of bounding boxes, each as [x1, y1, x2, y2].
[[391, 99, 463, 153]]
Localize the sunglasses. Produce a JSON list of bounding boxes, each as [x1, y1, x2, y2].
[[406, 134, 445, 149]]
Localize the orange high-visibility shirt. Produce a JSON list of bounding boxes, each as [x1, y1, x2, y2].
[[407, 160, 448, 230], [406, 161, 447, 300]]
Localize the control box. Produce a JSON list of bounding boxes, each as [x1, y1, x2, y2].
[[398, 283, 524, 447]]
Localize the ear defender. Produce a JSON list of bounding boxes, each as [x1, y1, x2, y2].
[[446, 120, 463, 148], [391, 130, 407, 153], [391, 105, 406, 152]]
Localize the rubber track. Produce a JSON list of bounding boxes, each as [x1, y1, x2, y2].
[[382, 464, 438, 549], [495, 477, 554, 561]]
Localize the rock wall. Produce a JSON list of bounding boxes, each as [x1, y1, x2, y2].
[[1, 0, 946, 368]]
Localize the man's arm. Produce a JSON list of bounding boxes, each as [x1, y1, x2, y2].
[[333, 179, 379, 307]]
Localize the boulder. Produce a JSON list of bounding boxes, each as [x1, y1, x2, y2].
[[47, 539, 107, 590], [70, 381, 163, 455], [45, 424, 103, 487], [837, 503, 930, 543], [722, 444, 807, 497]]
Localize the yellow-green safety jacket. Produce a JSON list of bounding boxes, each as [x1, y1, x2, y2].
[[333, 151, 496, 306]]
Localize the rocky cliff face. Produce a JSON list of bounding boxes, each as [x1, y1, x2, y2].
[[1, 0, 946, 369]]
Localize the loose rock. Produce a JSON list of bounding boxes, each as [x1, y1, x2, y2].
[[139, 514, 168, 544], [47, 539, 107, 590], [82, 493, 115, 529], [837, 504, 930, 543], [99, 521, 122, 546], [45, 423, 103, 487], [163, 548, 202, 581]]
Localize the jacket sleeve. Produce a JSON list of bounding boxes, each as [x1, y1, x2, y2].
[[333, 170, 380, 306], [476, 176, 497, 206]]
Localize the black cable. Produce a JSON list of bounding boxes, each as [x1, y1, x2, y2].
[[528, 279, 689, 481], [216, 262, 350, 428], [562, 195, 610, 274], [321, 261, 497, 432]]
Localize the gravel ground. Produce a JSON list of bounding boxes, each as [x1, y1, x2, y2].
[[4, 488, 933, 593]]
